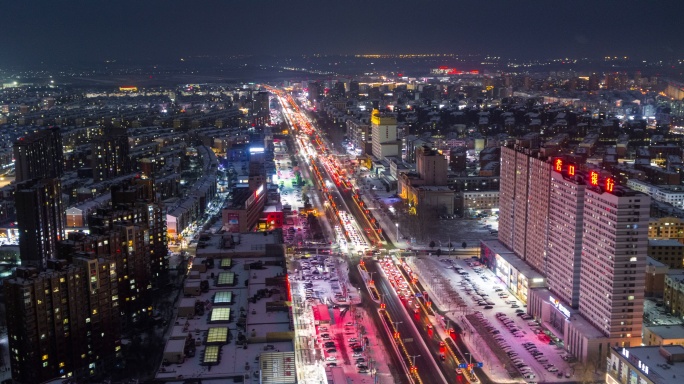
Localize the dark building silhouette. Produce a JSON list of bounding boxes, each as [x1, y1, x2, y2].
[[16, 178, 65, 270], [92, 133, 131, 182], [13, 127, 64, 182]]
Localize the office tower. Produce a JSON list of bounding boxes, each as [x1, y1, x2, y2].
[[349, 81, 359, 96], [498, 137, 550, 272], [92, 133, 131, 182], [15, 178, 65, 270], [4, 260, 120, 383], [370, 109, 399, 160], [547, 163, 586, 308], [579, 176, 649, 345], [13, 127, 64, 182], [416, 146, 448, 185]]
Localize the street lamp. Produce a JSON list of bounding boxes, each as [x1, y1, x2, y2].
[[395, 223, 399, 241], [464, 351, 473, 371]]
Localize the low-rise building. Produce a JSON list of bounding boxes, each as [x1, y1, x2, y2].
[[664, 271, 684, 317], [643, 325, 684, 347], [606, 345, 684, 384], [648, 239, 684, 269]]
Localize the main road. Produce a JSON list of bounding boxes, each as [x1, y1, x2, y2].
[[275, 89, 459, 384]]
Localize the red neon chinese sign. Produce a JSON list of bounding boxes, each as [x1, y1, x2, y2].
[[568, 165, 575, 176], [605, 177, 615, 192], [554, 158, 563, 172], [589, 171, 599, 186]]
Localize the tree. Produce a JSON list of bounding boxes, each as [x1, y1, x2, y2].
[[462, 241, 467, 249], [429, 240, 436, 248], [436, 248, 442, 257]]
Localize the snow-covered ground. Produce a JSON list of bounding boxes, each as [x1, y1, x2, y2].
[[406, 255, 592, 383]]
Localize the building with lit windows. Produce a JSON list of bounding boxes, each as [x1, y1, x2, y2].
[[490, 141, 651, 365], [649, 217, 684, 244], [606, 345, 684, 384], [648, 240, 684, 269], [92, 133, 131, 182], [546, 166, 586, 309], [222, 183, 267, 233], [578, 181, 649, 350], [664, 272, 684, 317], [13, 127, 64, 182], [4, 259, 121, 383], [370, 109, 399, 160], [15, 178, 65, 270], [498, 136, 551, 273]]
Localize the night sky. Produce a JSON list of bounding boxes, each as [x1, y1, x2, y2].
[[2, 0, 682, 66]]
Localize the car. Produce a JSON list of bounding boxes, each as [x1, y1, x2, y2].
[[326, 362, 337, 367], [324, 342, 335, 348], [356, 364, 368, 369], [484, 305, 493, 309], [511, 305, 520, 308], [325, 356, 337, 362], [353, 347, 363, 353], [345, 322, 354, 326], [326, 348, 337, 353], [355, 358, 366, 364], [353, 352, 363, 357], [348, 338, 358, 342]]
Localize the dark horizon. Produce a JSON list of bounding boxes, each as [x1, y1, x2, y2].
[[2, 0, 683, 67]]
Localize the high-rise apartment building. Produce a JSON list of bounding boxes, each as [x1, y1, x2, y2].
[[495, 143, 650, 363], [13, 127, 64, 182], [4, 259, 121, 383], [547, 166, 586, 308], [92, 133, 131, 182], [579, 181, 649, 345], [498, 137, 551, 272], [15, 178, 65, 270], [86, 181, 168, 325]]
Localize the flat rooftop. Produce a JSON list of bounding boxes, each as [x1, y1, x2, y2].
[[195, 232, 284, 259], [617, 345, 684, 383], [155, 254, 294, 382]]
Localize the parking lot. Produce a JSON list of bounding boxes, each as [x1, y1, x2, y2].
[[408, 255, 579, 383]]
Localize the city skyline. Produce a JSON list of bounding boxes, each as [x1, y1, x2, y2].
[[1, 0, 682, 66]]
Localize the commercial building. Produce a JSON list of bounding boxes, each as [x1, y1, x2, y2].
[[370, 109, 399, 160], [606, 345, 684, 384], [222, 184, 267, 233], [156, 234, 293, 383]]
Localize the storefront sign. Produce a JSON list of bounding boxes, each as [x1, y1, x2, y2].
[[549, 295, 571, 318]]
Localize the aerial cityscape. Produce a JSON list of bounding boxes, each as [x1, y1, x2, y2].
[[1, 2, 683, 384]]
